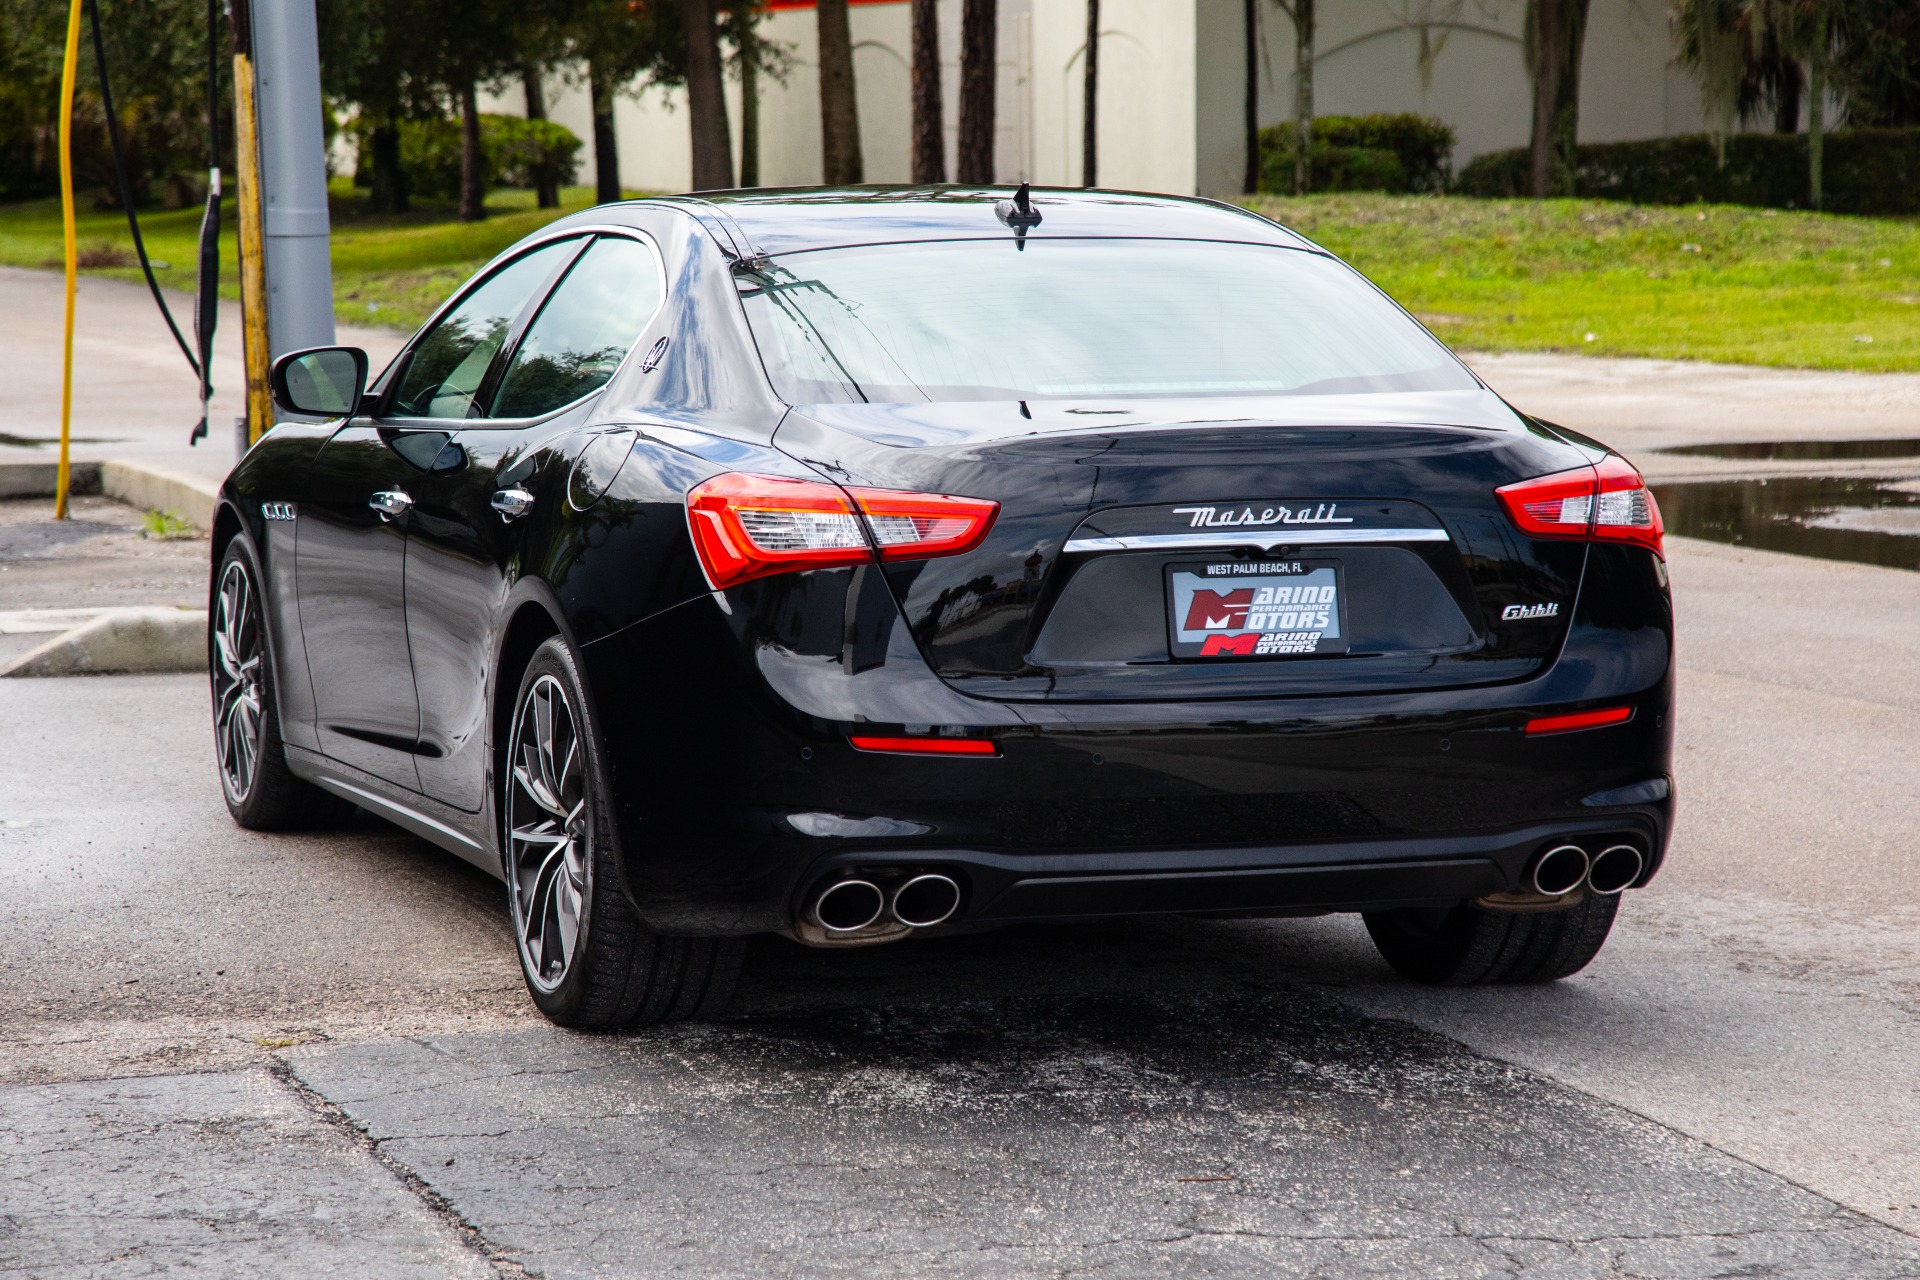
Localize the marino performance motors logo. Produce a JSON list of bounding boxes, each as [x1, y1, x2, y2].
[[1168, 561, 1349, 658]]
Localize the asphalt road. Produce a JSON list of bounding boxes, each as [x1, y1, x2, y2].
[[3, 533, 1918, 1278]]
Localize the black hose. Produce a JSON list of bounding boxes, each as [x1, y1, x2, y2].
[[189, 0, 222, 444], [85, 0, 199, 378]]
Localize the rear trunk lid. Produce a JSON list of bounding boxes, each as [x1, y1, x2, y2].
[[773, 391, 1599, 702]]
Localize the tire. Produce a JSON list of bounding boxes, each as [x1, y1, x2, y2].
[[211, 537, 349, 830], [502, 636, 742, 1029], [1362, 891, 1620, 985]]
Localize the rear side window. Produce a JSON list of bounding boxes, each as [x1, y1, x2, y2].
[[390, 239, 578, 418], [492, 237, 665, 419], [736, 237, 1476, 404]]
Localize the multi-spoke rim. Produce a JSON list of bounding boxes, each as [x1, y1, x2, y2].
[[505, 674, 591, 994], [211, 558, 264, 805]]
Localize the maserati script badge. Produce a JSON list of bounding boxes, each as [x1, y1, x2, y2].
[[1170, 503, 1354, 529]]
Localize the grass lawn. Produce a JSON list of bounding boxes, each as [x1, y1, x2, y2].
[[0, 181, 616, 332], [2, 184, 1915, 371], [1241, 194, 1920, 373]]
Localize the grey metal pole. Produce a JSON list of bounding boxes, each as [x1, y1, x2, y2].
[[249, 0, 334, 355]]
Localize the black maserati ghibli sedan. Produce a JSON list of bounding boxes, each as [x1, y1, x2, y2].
[[212, 186, 1673, 1027]]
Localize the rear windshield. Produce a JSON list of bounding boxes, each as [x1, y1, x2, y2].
[[734, 237, 1476, 404]]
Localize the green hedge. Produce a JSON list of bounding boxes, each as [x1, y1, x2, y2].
[[1454, 129, 1920, 215], [1259, 114, 1456, 195], [352, 114, 581, 199]]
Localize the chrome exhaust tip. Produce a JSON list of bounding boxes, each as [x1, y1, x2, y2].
[[1530, 844, 1590, 897], [1586, 844, 1644, 895], [812, 878, 885, 932], [890, 873, 961, 928]]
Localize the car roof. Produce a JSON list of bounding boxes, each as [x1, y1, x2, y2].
[[605, 185, 1318, 257]]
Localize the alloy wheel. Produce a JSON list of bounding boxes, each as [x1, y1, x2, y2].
[[506, 674, 592, 993], [212, 558, 265, 805]]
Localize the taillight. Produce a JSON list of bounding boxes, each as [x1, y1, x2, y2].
[[1590, 454, 1664, 552], [852, 488, 999, 562], [1496, 456, 1663, 557], [686, 472, 999, 589]]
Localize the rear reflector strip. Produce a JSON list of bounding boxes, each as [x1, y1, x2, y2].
[[849, 735, 999, 757], [1526, 706, 1634, 736], [1063, 528, 1450, 554]]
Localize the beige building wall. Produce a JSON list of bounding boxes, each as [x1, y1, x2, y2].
[[473, 0, 1726, 201]]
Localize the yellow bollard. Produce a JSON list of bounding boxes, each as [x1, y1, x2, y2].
[[54, 0, 83, 521]]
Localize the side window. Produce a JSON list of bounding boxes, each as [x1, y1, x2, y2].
[[391, 238, 579, 419], [491, 237, 665, 420]]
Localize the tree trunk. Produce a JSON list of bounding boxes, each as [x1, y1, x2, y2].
[[1527, 0, 1589, 198], [740, 23, 760, 188], [1808, 50, 1824, 209], [957, 0, 997, 185], [523, 67, 560, 208], [682, 0, 735, 190], [367, 119, 407, 214], [1292, 0, 1314, 196], [1083, 0, 1099, 188], [1242, 0, 1257, 193], [458, 81, 485, 222], [589, 61, 621, 204], [1774, 62, 1802, 134], [817, 0, 863, 184], [910, 0, 944, 182]]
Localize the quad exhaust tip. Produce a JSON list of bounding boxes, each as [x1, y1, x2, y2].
[[1587, 844, 1644, 895], [1531, 844, 1591, 897], [890, 873, 961, 928], [812, 878, 885, 932]]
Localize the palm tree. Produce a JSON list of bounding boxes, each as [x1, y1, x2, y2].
[[1674, 0, 1840, 208]]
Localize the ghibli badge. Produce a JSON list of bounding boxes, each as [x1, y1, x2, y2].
[[1502, 602, 1560, 620]]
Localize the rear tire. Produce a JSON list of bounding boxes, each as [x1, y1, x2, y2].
[[1363, 892, 1620, 985], [211, 537, 350, 830], [502, 637, 742, 1028]]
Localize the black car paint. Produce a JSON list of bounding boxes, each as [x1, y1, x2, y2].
[[215, 187, 1673, 936]]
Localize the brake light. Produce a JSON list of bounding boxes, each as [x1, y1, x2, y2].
[[1590, 454, 1664, 552], [686, 473, 999, 589], [1496, 456, 1663, 557], [852, 488, 999, 562]]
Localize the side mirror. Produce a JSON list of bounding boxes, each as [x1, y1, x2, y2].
[[270, 346, 368, 418]]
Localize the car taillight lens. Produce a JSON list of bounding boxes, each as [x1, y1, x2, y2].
[[1590, 454, 1663, 552], [686, 473, 998, 588], [1496, 456, 1663, 557], [853, 488, 999, 562]]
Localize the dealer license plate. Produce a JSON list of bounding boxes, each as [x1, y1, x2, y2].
[[1166, 560, 1349, 659]]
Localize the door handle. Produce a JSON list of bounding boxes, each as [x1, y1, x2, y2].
[[491, 488, 535, 523], [369, 489, 413, 521]]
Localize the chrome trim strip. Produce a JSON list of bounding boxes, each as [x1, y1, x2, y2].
[[310, 775, 488, 859], [1063, 528, 1452, 553]]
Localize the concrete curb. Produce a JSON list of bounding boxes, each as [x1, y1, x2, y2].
[[0, 607, 207, 677], [0, 459, 219, 530], [0, 461, 102, 500]]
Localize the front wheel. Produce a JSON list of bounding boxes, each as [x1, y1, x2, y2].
[[502, 637, 741, 1028], [1363, 892, 1620, 985]]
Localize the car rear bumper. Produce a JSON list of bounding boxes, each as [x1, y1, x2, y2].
[[578, 577, 1674, 936], [796, 813, 1670, 927]]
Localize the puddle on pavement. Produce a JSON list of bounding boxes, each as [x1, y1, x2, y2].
[[1659, 438, 1920, 461], [1651, 475, 1920, 571]]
